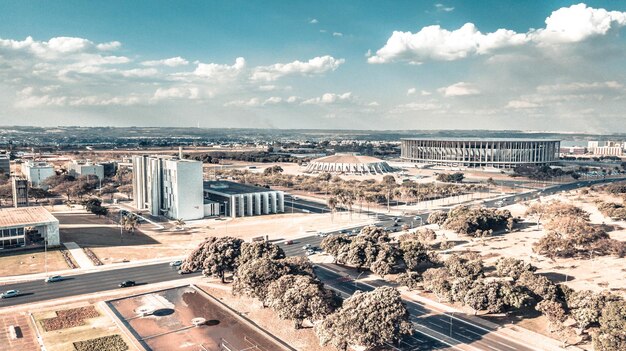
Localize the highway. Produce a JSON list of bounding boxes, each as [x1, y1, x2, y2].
[[0, 263, 201, 308]]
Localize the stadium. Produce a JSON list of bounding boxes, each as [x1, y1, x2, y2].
[[400, 138, 560, 169], [305, 153, 395, 175]]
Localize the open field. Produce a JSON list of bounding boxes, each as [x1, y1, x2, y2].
[[0, 248, 70, 277], [32, 303, 136, 351]]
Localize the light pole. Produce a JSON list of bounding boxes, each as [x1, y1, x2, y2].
[[449, 312, 453, 337], [354, 271, 365, 289], [44, 230, 48, 277]]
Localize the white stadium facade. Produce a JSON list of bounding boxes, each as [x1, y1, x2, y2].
[[400, 138, 561, 169], [305, 153, 395, 175]]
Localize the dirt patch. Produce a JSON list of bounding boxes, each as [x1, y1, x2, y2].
[[41, 306, 100, 331], [0, 248, 71, 277]]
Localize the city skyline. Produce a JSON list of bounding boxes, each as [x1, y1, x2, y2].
[[1, 1, 626, 132]]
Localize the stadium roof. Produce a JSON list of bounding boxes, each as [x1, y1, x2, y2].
[[401, 138, 560, 142], [311, 153, 384, 164]]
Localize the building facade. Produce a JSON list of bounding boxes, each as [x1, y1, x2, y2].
[[203, 181, 284, 218], [400, 138, 561, 169], [21, 161, 55, 187], [0, 155, 9, 175], [132, 155, 204, 220], [67, 161, 105, 179], [0, 207, 59, 250], [12, 177, 29, 208]]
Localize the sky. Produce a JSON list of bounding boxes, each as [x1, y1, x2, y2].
[[1, 1, 626, 132]]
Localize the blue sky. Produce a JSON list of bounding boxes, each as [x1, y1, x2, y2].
[[1, 1, 626, 132]]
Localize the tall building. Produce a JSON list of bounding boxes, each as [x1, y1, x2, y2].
[[11, 177, 29, 208], [132, 155, 204, 220], [67, 160, 104, 179], [21, 161, 55, 188], [0, 154, 9, 175]]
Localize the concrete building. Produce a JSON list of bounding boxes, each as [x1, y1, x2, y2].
[[12, 177, 29, 208], [400, 138, 560, 169], [21, 161, 55, 187], [203, 180, 284, 218], [67, 160, 104, 179], [593, 146, 623, 156], [132, 155, 204, 220], [560, 146, 587, 156], [305, 153, 395, 175], [0, 154, 9, 175], [0, 207, 59, 250]]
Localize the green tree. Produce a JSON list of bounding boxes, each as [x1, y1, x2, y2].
[[316, 287, 412, 350]]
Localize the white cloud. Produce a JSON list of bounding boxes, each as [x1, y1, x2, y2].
[[251, 55, 345, 81], [302, 92, 354, 105], [96, 41, 121, 51], [310, 19, 318, 24], [193, 57, 246, 80], [369, 4, 626, 64], [141, 56, 189, 67], [120, 68, 159, 78], [437, 82, 480, 97], [224, 97, 261, 107], [435, 3, 455, 12], [407, 88, 416, 95], [533, 3, 626, 44], [390, 102, 448, 113], [506, 100, 539, 109], [421, 90, 432, 96], [153, 87, 199, 100], [536, 81, 624, 93], [332, 32, 343, 37]]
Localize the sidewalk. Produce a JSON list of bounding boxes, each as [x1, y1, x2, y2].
[[63, 242, 94, 268]]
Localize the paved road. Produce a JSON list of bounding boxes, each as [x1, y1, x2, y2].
[[0, 263, 201, 308], [315, 265, 535, 351]]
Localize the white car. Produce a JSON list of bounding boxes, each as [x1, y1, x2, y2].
[[302, 244, 312, 250], [305, 249, 315, 256], [169, 260, 183, 267], [45, 275, 63, 283], [1, 290, 20, 299]]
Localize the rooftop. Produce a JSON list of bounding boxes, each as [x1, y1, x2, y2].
[[401, 137, 561, 142], [203, 180, 275, 195], [0, 207, 58, 228]]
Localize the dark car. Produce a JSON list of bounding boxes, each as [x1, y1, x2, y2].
[[119, 280, 136, 288]]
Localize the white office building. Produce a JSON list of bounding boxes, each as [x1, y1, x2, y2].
[[68, 160, 104, 179], [132, 155, 204, 220], [21, 161, 55, 188], [203, 181, 284, 218], [0, 207, 59, 250]]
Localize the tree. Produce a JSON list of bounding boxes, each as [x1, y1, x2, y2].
[[517, 271, 557, 301], [91, 206, 108, 218], [234, 258, 290, 303], [320, 234, 351, 263], [593, 300, 626, 351], [399, 240, 429, 272], [422, 268, 452, 300], [327, 196, 338, 222], [266, 274, 340, 329], [428, 211, 448, 226], [370, 244, 400, 276], [536, 299, 567, 333], [181, 236, 244, 282], [359, 225, 390, 243], [316, 287, 412, 350], [444, 254, 484, 280], [396, 272, 422, 290], [263, 165, 284, 175], [239, 241, 285, 265], [495, 257, 536, 280], [382, 175, 397, 212], [174, 218, 186, 229], [344, 237, 379, 271]]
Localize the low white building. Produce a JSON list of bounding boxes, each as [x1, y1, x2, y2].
[[203, 181, 284, 218], [132, 155, 204, 220], [21, 161, 55, 187], [0, 207, 59, 250], [67, 160, 104, 179]]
